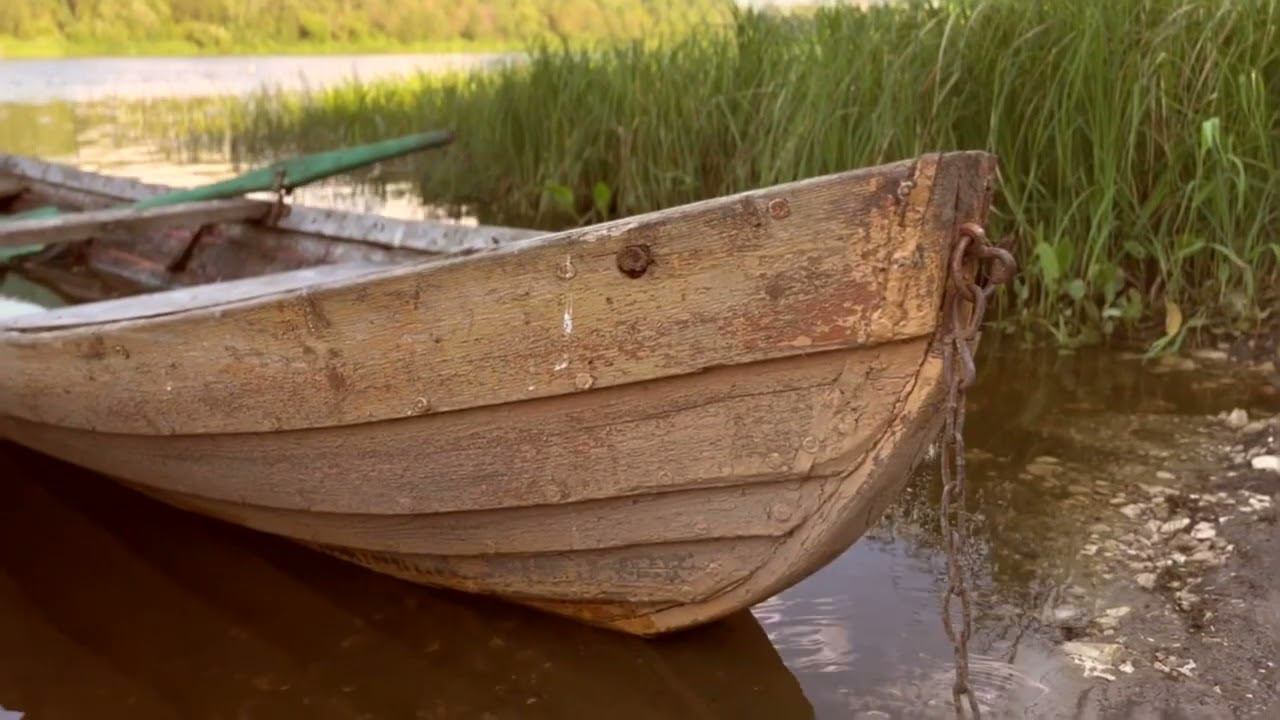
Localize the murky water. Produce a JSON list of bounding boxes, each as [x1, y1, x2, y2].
[[3, 57, 1280, 719]]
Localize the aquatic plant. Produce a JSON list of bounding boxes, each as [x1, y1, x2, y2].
[[178, 0, 1280, 345]]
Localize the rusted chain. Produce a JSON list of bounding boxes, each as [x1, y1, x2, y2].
[[939, 222, 1015, 719]]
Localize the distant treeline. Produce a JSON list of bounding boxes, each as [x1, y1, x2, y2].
[[0, 0, 732, 56]]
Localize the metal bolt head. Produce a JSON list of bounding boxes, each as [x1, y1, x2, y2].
[[556, 256, 577, 280], [767, 198, 790, 219], [616, 244, 653, 278]]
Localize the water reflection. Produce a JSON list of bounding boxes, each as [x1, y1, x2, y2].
[[0, 444, 812, 719]]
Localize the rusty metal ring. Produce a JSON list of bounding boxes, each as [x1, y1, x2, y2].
[[981, 246, 1018, 290]]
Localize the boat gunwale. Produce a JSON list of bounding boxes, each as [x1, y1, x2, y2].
[[0, 152, 543, 256], [4, 153, 929, 337]]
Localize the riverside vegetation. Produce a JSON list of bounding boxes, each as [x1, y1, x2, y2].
[[56, 0, 1280, 348]]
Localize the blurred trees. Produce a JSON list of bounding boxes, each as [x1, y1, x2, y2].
[[0, 0, 731, 53]]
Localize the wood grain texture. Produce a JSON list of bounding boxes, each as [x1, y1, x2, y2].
[[0, 198, 269, 247], [1, 152, 978, 435], [0, 341, 922, 514], [0, 151, 999, 634], [135, 476, 836, 556]]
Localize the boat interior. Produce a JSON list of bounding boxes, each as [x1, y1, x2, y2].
[[0, 154, 542, 328]]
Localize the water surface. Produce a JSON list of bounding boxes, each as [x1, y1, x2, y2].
[[0, 54, 511, 104]]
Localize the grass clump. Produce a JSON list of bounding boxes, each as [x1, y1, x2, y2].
[[179, 0, 1280, 346]]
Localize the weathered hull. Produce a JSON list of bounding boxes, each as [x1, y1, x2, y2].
[[1, 150, 994, 634], [0, 337, 947, 634]]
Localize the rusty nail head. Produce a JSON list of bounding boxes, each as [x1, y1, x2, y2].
[[616, 244, 653, 278], [768, 198, 790, 219]]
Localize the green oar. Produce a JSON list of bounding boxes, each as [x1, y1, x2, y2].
[[9, 129, 454, 223]]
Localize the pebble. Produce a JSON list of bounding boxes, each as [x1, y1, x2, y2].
[[1191, 348, 1230, 362], [1190, 521, 1217, 540], [1025, 462, 1060, 478], [1159, 517, 1191, 535], [1118, 503, 1146, 520], [1189, 549, 1220, 564], [1136, 572, 1158, 590], [1250, 455, 1280, 472], [1088, 522, 1111, 535], [1222, 408, 1250, 429], [1053, 604, 1086, 625], [1064, 585, 1089, 599], [1062, 641, 1123, 665]]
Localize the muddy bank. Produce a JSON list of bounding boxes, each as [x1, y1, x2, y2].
[[980, 354, 1280, 719], [1035, 409, 1280, 718]]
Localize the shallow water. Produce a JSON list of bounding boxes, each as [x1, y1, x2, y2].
[[3, 65, 1280, 717]]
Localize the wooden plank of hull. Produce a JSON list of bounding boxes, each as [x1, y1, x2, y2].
[[135, 477, 837, 556], [0, 198, 270, 247], [318, 537, 777, 604], [0, 152, 988, 436], [0, 340, 924, 514]]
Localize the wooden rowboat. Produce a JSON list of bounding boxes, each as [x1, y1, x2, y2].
[[0, 149, 996, 636]]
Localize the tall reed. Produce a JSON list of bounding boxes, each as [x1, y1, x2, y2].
[[183, 0, 1280, 345]]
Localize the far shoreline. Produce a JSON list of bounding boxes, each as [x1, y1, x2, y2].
[[0, 39, 517, 62]]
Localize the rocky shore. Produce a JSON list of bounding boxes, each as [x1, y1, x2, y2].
[[1032, 403, 1280, 717]]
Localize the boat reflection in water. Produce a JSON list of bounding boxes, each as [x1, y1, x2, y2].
[[0, 443, 813, 719]]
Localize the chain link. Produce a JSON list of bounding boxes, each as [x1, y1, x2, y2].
[[939, 222, 1015, 719]]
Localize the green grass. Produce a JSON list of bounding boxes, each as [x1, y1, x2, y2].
[[168, 0, 1280, 346]]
